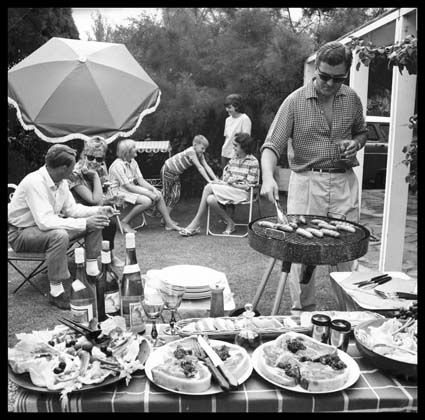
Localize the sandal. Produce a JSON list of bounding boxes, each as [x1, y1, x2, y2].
[[222, 226, 236, 235], [179, 227, 201, 237]]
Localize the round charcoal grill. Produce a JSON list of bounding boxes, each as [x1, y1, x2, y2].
[[249, 215, 370, 315], [249, 215, 370, 265]]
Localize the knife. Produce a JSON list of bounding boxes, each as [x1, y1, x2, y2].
[[353, 273, 389, 286], [359, 276, 392, 289], [197, 335, 239, 389]]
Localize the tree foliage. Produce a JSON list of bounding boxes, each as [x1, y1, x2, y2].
[[8, 7, 389, 195], [299, 8, 388, 48], [8, 8, 79, 68]]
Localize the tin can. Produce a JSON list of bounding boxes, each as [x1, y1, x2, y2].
[[329, 319, 351, 352], [311, 314, 331, 343]]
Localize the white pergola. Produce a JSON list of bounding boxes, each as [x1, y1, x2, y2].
[[303, 8, 417, 272]]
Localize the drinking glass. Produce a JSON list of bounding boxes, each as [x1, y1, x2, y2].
[[334, 139, 351, 162], [141, 292, 164, 344], [160, 284, 185, 335]]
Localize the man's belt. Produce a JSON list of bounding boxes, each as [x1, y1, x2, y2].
[[310, 168, 346, 173]]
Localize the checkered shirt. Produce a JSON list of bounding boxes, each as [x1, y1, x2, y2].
[[261, 81, 367, 171]]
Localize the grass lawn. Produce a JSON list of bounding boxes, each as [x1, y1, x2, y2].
[[8, 194, 341, 345]]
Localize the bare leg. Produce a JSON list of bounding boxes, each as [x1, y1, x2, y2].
[[121, 196, 152, 233], [155, 196, 180, 230], [185, 184, 214, 230], [207, 196, 235, 232]]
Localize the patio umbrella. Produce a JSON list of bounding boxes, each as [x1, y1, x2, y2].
[[8, 37, 161, 144]]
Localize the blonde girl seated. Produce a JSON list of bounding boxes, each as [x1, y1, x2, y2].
[[108, 139, 181, 233]]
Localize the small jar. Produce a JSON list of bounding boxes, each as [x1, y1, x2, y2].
[[210, 283, 225, 317], [311, 314, 331, 343], [235, 303, 262, 350], [329, 319, 351, 352]]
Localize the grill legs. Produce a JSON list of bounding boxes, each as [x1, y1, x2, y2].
[[252, 259, 292, 315]]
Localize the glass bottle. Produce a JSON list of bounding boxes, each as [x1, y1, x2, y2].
[[235, 303, 261, 350], [121, 233, 145, 334], [96, 241, 120, 322], [70, 247, 95, 324], [85, 255, 100, 319]]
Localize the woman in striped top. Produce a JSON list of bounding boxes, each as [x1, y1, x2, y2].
[[180, 133, 259, 236], [160, 135, 218, 220]]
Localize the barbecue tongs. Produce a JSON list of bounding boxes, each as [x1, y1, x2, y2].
[[274, 198, 288, 225]]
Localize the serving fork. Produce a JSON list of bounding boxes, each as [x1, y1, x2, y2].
[[374, 290, 418, 300]]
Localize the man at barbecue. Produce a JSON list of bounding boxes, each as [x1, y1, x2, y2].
[[260, 41, 368, 313], [8, 144, 116, 310]]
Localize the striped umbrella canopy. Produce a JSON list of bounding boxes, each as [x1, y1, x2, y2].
[[8, 37, 161, 144]]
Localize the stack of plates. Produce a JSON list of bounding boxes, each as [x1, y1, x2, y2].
[[156, 265, 225, 300]]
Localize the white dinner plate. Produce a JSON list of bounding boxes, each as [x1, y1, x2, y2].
[[145, 337, 252, 395], [158, 265, 225, 290], [252, 343, 360, 394]]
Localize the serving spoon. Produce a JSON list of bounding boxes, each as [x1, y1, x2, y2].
[[372, 343, 417, 356]]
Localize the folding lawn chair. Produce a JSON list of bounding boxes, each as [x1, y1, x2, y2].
[[206, 185, 262, 238]]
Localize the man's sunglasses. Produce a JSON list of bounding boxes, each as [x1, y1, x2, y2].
[[317, 71, 347, 83], [86, 155, 104, 163]]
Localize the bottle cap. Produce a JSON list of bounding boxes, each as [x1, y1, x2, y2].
[[330, 319, 351, 332], [102, 240, 110, 251], [75, 247, 85, 264], [311, 314, 331, 326], [125, 232, 135, 248], [243, 303, 255, 319]]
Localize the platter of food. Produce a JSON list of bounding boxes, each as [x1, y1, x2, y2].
[[145, 336, 252, 395], [354, 316, 417, 378], [176, 315, 311, 340], [8, 365, 123, 394], [252, 331, 360, 394], [8, 317, 151, 397]]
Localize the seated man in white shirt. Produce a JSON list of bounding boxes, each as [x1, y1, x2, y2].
[[8, 144, 117, 310]]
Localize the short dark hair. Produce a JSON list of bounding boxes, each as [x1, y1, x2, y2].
[[315, 41, 353, 71], [234, 132, 255, 154], [224, 93, 244, 112], [45, 144, 77, 168]]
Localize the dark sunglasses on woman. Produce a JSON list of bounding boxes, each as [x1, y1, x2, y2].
[[86, 155, 104, 163]]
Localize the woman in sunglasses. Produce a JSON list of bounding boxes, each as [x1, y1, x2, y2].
[[68, 137, 124, 267], [260, 41, 368, 313]]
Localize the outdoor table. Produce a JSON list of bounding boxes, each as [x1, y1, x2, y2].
[[329, 271, 416, 312], [13, 324, 417, 413]]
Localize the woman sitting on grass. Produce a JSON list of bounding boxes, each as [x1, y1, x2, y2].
[[108, 139, 181, 234], [180, 132, 260, 236]]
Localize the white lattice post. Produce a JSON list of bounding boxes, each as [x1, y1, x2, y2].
[[349, 54, 369, 216], [379, 11, 417, 271]]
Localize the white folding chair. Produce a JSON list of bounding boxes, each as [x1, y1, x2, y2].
[[206, 185, 261, 238]]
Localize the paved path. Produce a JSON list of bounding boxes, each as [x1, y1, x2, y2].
[[358, 189, 417, 279]]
